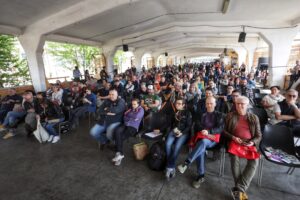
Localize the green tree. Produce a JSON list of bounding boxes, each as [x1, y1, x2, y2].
[[45, 42, 101, 73], [0, 34, 31, 88]]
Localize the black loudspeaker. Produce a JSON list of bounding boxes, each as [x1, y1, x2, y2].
[[165, 52, 168, 56], [123, 44, 128, 52], [238, 32, 246, 43]]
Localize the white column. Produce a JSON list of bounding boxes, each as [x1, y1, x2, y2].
[[260, 27, 299, 87], [133, 50, 144, 72], [247, 48, 256, 72], [18, 34, 47, 92], [102, 46, 117, 78]]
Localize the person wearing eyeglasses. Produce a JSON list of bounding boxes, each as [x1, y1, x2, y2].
[[165, 98, 192, 181], [270, 89, 300, 127], [224, 96, 261, 200]]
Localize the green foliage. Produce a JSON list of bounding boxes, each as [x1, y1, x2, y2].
[[113, 50, 126, 65], [45, 42, 101, 72], [0, 34, 31, 88]]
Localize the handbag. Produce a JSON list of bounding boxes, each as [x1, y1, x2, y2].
[[33, 120, 50, 143], [188, 131, 221, 149], [228, 141, 260, 160], [133, 142, 149, 160]]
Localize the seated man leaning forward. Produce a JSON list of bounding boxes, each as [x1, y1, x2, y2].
[[177, 96, 225, 188], [90, 89, 126, 150], [224, 96, 261, 200]]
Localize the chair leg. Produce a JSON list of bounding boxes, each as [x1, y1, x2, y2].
[[287, 167, 295, 175], [58, 123, 61, 138], [219, 147, 226, 177], [257, 157, 264, 187]]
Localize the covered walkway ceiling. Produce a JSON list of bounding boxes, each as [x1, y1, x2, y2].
[[1, 0, 300, 57]]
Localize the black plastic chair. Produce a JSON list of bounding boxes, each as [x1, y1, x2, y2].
[[248, 107, 268, 132], [258, 124, 300, 186]]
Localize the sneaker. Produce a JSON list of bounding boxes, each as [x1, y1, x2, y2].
[[0, 124, 4, 129], [52, 136, 60, 143], [47, 135, 54, 142], [192, 176, 205, 189], [114, 155, 124, 166], [165, 168, 175, 181], [177, 164, 188, 174], [3, 132, 14, 139], [0, 127, 7, 132], [170, 168, 176, 179], [242, 192, 248, 200], [112, 152, 124, 162], [231, 188, 243, 200]]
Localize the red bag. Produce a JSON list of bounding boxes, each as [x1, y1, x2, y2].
[[188, 131, 221, 148], [228, 141, 260, 160]]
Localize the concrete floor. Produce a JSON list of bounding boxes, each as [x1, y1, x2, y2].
[[0, 120, 299, 200]]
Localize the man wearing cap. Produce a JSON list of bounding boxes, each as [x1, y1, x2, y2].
[[141, 85, 161, 115]]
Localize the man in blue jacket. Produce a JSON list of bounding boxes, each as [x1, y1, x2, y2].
[[90, 89, 126, 149]]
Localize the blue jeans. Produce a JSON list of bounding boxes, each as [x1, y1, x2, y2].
[[0, 109, 10, 123], [187, 139, 216, 175], [2, 111, 26, 128], [90, 122, 121, 144], [43, 118, 65, 136], [165, 131, 189, 168]]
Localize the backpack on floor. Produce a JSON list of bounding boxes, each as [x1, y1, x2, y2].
[[147, 141, 166, 171]]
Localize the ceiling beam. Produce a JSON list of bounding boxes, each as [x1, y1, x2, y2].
[[0, 24, 22, 36], [45, 34, 102, 47]]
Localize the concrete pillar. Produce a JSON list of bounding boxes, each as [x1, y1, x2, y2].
[[133, 51, 144, 72], [102, 46, 117, 78], [18, 34, 47, 92], [247, 48, 255, 72], [152, 53, 161, 67], [260, 27, 299, 87]]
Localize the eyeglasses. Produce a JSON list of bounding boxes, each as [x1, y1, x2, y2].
[[288, 94, 297, 98]]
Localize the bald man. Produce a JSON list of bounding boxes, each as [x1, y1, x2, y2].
[[177, 97, 225, 189], [90, 89, 126, 150]]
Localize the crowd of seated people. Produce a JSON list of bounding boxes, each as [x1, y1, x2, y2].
[[0, 61, 300, 200]]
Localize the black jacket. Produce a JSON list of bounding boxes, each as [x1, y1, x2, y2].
[[195, 111, 225, 135], [171, 110, 192, 135], [98, 98, 126, 126]]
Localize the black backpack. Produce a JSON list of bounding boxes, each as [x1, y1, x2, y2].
[[147, 141, 166, 171]]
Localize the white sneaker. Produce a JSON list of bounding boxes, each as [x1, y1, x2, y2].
[[47, 135, 54, 142], [112, 152, 124, 162], [52, 136, 60, 143], [177, 164, 188, 174], [114, 156, 124, 166]]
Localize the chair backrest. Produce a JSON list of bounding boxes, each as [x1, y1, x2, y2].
[[248, 107, 268, 131], [252, 88, 260, 94], [261, 124, 295, 155]]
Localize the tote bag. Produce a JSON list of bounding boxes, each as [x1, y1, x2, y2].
[[33, 120, 50, 143]]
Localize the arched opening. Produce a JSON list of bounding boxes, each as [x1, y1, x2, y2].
[[43, 41, 101, 82], [113, 50, 134, 74], [0, 34, 32, 89], [141, 53, 154, 69]]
